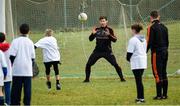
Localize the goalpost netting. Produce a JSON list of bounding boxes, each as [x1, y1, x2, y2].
[[0, 0, 14, 40], [4, 0, 180, 78]]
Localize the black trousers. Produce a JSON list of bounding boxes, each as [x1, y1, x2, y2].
[[85, 52, 124, 80], [44, 61, 60, 76], [11, 77, 32, 105], [132, 69, 144, 99], [151, 49, 168, 97]]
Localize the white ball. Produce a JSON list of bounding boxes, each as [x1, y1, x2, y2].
[[78, 12, 88, 21], [176, 69, 180, 75]]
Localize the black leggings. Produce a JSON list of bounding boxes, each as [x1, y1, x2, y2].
[[132, 69, 144, 99], [151, 49, 168, 97], [85, 52, 124, 80], [44, 61, 60, 76]]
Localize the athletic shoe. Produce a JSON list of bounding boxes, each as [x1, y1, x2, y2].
[[162, 96, 168, 99], [4, 103, 8, 106], [153, 96, 162, 100], [56, 83, 61, 90], [83, 79, 90, 83], [121, 78, 126, 82], [46, 81, 51, 90], [135, 98, 145, 104]]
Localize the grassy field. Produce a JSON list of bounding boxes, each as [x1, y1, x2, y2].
[[15, 22, 180, 105], [31, 77, 180, 105]]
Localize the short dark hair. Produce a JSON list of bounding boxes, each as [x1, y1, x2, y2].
[[150, 11, 159, 19], [0, 32, 6, 43], [20, 23, 29, 34], [99, 16, 107, 20], [131, 23, 143, 33]]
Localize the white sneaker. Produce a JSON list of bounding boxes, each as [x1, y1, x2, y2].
[[135, 98, 145, 103]]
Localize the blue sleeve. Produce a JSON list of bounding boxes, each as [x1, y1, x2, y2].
[[2, 67, 7, 77]]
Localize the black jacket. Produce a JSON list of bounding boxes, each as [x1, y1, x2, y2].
[[147, 20, 169, 52], [89, 26, 117, 53]]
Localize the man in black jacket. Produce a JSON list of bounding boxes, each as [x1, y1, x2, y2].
[[84, 16, 126, 82], [147, 11, 169, 100]]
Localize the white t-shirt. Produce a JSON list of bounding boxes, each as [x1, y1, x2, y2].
[[0, 50, 7, 86], [4, 50, 12, 82], [127, 34, 147, 70], [35, 36, 60, 62], [9, 36, 35, 77]]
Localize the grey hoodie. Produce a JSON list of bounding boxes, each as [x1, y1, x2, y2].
[[136, 35, 146, 43]]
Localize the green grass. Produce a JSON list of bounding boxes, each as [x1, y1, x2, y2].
[[31, 77, 180, 105], [9, 22, 180, 105]]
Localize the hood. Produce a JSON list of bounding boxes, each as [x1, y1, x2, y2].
[[135, 35, 145, 43], [0, 43, 10, 52]]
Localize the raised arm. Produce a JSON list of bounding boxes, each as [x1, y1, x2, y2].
[[106, 28, 117, 42], [89, 27, 97, 41]]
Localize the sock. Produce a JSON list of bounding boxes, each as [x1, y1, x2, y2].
[[163, 79, 168, 97], [85, 70, 91, 81], [114, 65, 124, 79], [0, 96, 4, 105], [156, 82, 162, 97], [85, 65, 91, 81]]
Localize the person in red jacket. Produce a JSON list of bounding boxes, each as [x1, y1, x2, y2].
[[0, 32, 12, 105]]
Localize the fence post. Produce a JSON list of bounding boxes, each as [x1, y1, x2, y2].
[[0, 0, 6, 33], [129, 0, 133, 24], [64, 0, 67, 27]]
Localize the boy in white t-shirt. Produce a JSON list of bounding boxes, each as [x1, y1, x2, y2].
[[9, 24, 35, 105], [35, 29, 61, 90], [0, 50, 7, 105], [0, 32, 12, 105], [126, 23, 147, 103]]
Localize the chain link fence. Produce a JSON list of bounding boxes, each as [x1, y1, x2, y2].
[[10, 0, 180, 32]]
